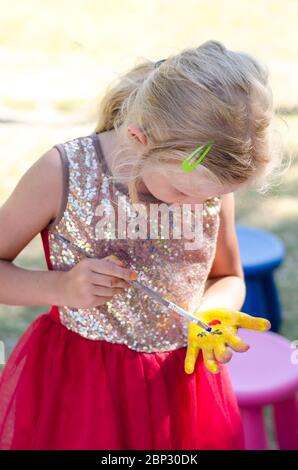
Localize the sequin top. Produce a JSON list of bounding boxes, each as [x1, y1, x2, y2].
[[46, 131, 222, 353]]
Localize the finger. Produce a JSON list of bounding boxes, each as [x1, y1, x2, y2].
[[106, 256, 134, 287], [180, 302, 189, 311], [225, 331, 250, 352], [237, 312, 271, 331], [214, 343, 233, 364], [92, 285, 125, 297], [90, 258, 137, 282], [184, 342, 200, 374], [202, 348, 219, 374]]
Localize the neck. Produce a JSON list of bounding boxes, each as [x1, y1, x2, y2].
[[98, 128, 151, 197]]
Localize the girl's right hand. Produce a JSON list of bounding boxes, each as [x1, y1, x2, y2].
[[60, 255, 137, 309]]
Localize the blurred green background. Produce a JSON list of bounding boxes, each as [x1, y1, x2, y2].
[[0, 0, 297, 448]]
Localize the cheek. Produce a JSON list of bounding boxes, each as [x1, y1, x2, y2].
[[143, 174, 171, 196]]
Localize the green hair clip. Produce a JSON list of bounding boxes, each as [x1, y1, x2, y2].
[[182, 141, 214, 173]]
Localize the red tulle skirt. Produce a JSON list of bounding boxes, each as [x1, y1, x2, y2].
[[0, 305, 244, 450]]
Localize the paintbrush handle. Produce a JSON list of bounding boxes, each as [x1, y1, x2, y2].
[[166, 301, 211, 331], [130, 280, 211, 332]]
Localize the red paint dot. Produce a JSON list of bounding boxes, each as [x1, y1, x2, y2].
[[208, 320, 221, 326]]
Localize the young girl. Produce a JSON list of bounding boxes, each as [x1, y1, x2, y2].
[[0, 40, 283, 450]]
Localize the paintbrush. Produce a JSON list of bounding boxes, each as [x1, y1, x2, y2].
[[53, 233, 212, 332]]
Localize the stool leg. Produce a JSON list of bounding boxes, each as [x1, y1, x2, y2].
[[240, 406, 268, 450], [273, 395, 298, 450]]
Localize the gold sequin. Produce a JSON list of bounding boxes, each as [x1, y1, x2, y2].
[[46, 132, 222, 353]]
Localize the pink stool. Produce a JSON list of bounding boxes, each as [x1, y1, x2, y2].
[[227, 329, 298, 450]]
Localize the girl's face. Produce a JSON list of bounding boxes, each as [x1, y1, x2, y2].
[[125, 125, 248, 203], [140, 164, 247, 204]]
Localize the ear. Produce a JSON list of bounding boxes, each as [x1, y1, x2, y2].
[[127, 124, 147, 145]]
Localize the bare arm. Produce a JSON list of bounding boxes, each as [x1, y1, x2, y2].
[[0, 147, 66, 307], [195, 192, 246, 313]]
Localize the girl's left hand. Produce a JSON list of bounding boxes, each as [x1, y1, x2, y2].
[[184, 307, 271, 374]]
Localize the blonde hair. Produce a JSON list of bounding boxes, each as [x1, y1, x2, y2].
[[94, 39, 290, 203]]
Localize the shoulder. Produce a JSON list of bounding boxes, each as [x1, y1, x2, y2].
[[53, 133, 99, 169], [14, 146, 64, 198], [10, 134, 95, 226], [39, 145, 63, 174], [21, 146, 67, 228], [31, 146, 66, 198], [0, 145, 66, 262]]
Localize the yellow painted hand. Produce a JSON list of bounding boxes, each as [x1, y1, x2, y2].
[[184, 307, 271, 375]]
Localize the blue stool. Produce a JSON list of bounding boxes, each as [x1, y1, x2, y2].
[[236, 224, 286, 332]]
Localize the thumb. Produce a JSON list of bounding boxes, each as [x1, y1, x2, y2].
[[238, 312, 271, 331]]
